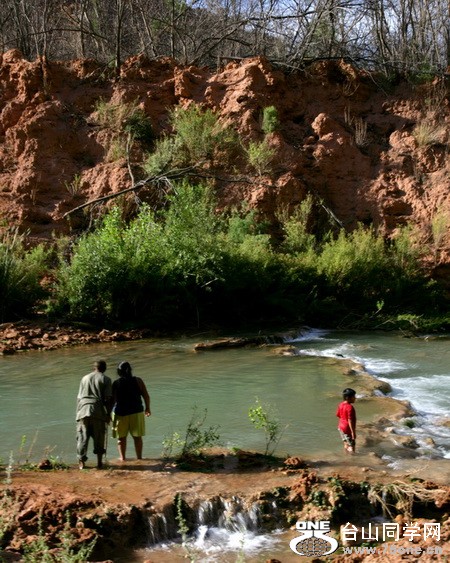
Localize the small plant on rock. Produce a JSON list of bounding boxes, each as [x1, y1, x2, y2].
[[248, 398, 285, 456], [413, 121, 445, 147], [162, 406, 221, 459], [262, 105, 279, 134]]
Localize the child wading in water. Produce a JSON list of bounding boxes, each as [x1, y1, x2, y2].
[[336, 388, 357, 454]]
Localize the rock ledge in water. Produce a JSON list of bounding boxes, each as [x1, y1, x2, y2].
[[194, 334, 286, 351]]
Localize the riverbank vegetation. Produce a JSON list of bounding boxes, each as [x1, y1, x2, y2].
[[1, 180, 447, 330], [0, 100, 448, 332], [49, 182, 446, 330]]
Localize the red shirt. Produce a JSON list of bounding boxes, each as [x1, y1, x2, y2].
[[336, 401, 356, 436]]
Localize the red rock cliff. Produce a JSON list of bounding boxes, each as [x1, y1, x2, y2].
[[0, 52, 449, 276]]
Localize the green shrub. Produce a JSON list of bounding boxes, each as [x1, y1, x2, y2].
[[279, 195, 316, 254], [262, 106, 279, 134], [312, 224, 430, 314], [246, 139, 275, 175], [171, 105, 217, 163], [143, 105, 239, 175], [0, 229, 48, 321], [143, 137, 182, 175], [314, 225, 400, 307], [106, 137, 127, 162], [94, 99, 143, 133], [162, 182, 226, 286], [162, 407, 221, 459], [123, 108, 154, 145], [248, 398, 285, 456], [95, 99, 154, 159], [225, 205, 264, 244], [50, 184, 438, 328], [51, 183, 227, 323], [390, 224, 422, 273], [51, 206, 166, 321]]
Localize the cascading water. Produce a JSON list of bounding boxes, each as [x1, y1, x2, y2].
[[146, 495, 283, 559]]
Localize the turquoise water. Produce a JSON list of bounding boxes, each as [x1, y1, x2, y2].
[[0, 328, 449, 464], [291, 330, 450, 457]]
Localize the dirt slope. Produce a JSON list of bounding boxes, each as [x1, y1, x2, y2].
[[0, 52, 449, 278]]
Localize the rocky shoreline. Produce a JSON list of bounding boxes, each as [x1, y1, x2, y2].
[[0, 320, 160, 355], [2, 452, 450, 562]]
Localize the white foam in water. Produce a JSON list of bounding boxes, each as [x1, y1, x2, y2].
[[293, 330, 450, 459], [288, 328, 329, 342], [387, 374, 450, 417], [148, 528, 283, 562], [295, 334, 410, 376], [193, 526, 283, 557], [359, 357, 408, 375], [298, 343, 351, 358]]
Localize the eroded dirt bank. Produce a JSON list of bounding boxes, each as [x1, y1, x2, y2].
[[0, 52, 449, 280], [2, 453, 450, 562]]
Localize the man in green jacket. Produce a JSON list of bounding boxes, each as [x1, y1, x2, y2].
[[76, 360, 112, 469]]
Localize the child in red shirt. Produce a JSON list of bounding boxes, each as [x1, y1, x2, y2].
[[336, 388, 357, 453]]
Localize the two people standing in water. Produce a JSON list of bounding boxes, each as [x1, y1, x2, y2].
[[76, 360, 151, 468]]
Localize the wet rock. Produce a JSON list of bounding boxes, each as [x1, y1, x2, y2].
[[391, 434, 420, 449], [284, 457, 308, 470], [272, 345, 298, 355], [194, 335, 285, 351], [4, 330, 19, 339]]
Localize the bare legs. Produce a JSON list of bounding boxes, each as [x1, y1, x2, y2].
[[133, 437, 143, 460], [117, 436, 143, 461], [118, 437, 127, 461]]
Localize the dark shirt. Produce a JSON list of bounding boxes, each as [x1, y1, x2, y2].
[[112, 376, 144, 416]]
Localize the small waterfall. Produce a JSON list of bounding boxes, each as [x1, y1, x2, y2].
[[197, 496, 260, 533], [146, 495, 281, 555], [192, 496, 280, 555], [147, 503, 178, 544]]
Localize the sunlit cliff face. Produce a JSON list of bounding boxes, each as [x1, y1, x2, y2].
[[0, 52, 448, 274]]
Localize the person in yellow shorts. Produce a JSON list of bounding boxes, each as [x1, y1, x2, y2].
[[111, 361, 151, 461]]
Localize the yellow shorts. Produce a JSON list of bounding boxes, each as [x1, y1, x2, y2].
[[111, 412, 145, 439]]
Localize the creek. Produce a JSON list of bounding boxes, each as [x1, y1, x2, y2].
[[1, 327, 449, 561], [0, 328, 384, 463]]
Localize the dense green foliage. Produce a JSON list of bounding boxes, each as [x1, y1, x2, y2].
[[49, 182, 441, 329], [0, 229, 48, 321], [143, 105, 239, 175]]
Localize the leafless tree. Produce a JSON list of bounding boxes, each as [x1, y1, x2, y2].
[[0, 0, 447, 75]]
